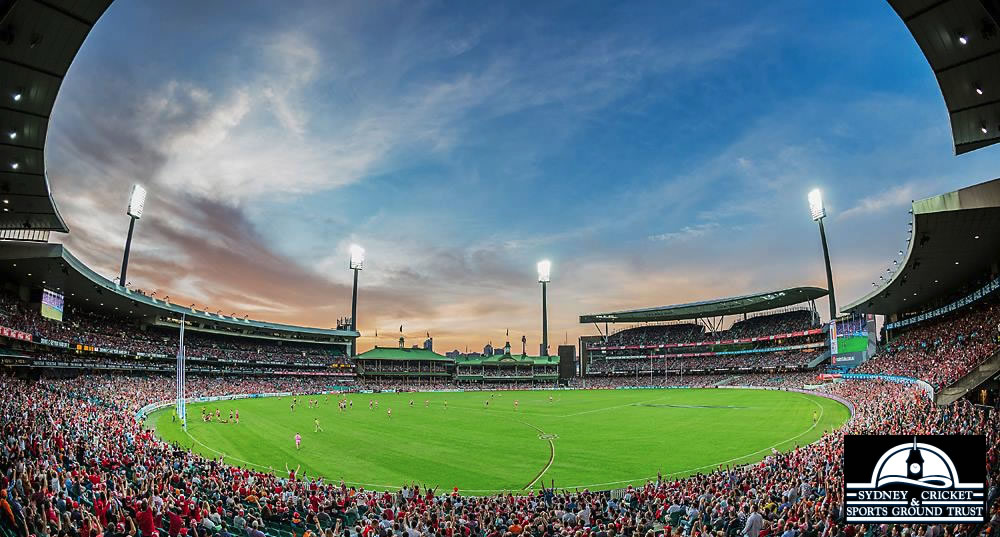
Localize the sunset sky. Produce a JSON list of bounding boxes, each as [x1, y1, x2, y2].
[[46, 0, 1000, 353]]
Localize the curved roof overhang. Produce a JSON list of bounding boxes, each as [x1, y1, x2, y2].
[[579, 287, 827, 324], [888, 0, 1000, 155], [844, 177, 1000, 315], [0, 240, 360, 340], [0, 0, 114, 232]]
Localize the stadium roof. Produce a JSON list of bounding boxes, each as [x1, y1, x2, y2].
[[0, 240, 360, 340], [356, 347, 453, 362], [844, 177, 1000, 315], [888, 0, 1000, 155], [578, 287, 827, 324], [0, 0, 114, 233], [456, 353, 559, 366]]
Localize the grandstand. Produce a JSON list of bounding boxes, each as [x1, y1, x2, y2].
[[579, 287, 831, 377], [844, 178, 1000, 404], [0, 241, 359, 377]]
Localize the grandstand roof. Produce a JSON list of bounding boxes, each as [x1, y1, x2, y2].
[[888, 0, 1000, 155], [356, 347, 453, 362], [844, 177, 1000, 315], [456, 353, 559, 366], [0, 0, 114, 233], [0, 241, 360, 341], [578, 287, 827, 324]]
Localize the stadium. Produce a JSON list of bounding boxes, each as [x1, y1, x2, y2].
[[1, 1, 1000, 537]]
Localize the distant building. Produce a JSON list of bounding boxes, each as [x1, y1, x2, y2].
[[483, 343, 493, 356], [423, 337, 433, 351], [446, 350, 461, 358]]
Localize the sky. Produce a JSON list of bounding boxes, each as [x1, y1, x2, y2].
[[45, 0, 1000, 354]]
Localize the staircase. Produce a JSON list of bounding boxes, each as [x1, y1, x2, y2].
[[808, 350, 831, 368], [935, 350, 1000, 405], [712, 375, 740, 386]]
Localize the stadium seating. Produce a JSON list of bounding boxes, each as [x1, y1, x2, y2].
[[601, 310, 816, 348], [855, 295, 1000, 389], [1, 371, 996, 537], [585, 350, 816, 375], [0, 291, 349, 368]]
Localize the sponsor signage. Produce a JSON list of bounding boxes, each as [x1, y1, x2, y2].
[[844, 435, 986, 523], [0, 325, 33, 342], [588, 328, 824, 351], [886, 276, 999, 330]]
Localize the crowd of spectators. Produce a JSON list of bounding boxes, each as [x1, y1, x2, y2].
[[855, 296, 1000, 389], [0, 292, 349, 368], [599, 311, 817, 349], [585, 351, 816, 375], [358, 362, 450, 374], [2, 371, 996, 537]]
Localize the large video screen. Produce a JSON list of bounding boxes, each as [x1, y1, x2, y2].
[[830, 313, 875, 367], [41, 288, 64, 322]]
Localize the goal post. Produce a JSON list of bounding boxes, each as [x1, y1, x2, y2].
[[176, 313, 187, 429]]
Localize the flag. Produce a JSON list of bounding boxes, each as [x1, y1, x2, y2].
[[506, 328, 509, 337], [400, 324, 403, 333]]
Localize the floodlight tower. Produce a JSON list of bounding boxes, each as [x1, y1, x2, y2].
[[349, 244, 365, 334], [537, 260, 551, 356], [808, 189, 837, 320], [119, 184, 147, 287]]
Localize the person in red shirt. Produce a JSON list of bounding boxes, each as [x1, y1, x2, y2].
[[167, 506, 184, 537], [136, 500, 156, 537]]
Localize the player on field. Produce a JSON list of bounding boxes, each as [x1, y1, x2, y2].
[[369, 400, 374, 410], [409, 399, 414, 407], [514, 400, 519, 411], [294, 433, 302, 450], [425, 399, 429, 407], [314, 418, 323, 433], [234, 409, 239, 424], [549, 395, 553, 403], [813, 410, 818, 424], [387, 408, 392, 419]]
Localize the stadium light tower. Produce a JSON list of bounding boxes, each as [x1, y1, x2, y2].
[[349, 244, 365, 334], [119, 184, 147, 287], [808, 189, 837, 320], [537, 260, 551, 356]]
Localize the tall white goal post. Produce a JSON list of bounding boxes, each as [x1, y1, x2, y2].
[[176, 313, 187, 429]]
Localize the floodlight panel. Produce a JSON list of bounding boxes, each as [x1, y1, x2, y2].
[[807, 189, 825, 221], [537, 260, 551, 283], [349, 244, 366, 270], [127, 184, 147, 219]]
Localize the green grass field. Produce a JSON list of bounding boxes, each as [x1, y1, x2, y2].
[[836, 335, 869, 353], [148, 388, 849, 494]]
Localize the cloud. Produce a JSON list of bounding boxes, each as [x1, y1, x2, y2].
[[648, 222, 719, 243], [838, 183, 917, 221]]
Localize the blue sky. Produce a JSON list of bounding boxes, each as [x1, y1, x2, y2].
[[45, 0, 1000, 352]]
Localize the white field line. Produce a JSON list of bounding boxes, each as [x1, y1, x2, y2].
[[559, 394, 827, 489], [174, 392, 831, 494], [555, 396, 667, 418]]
